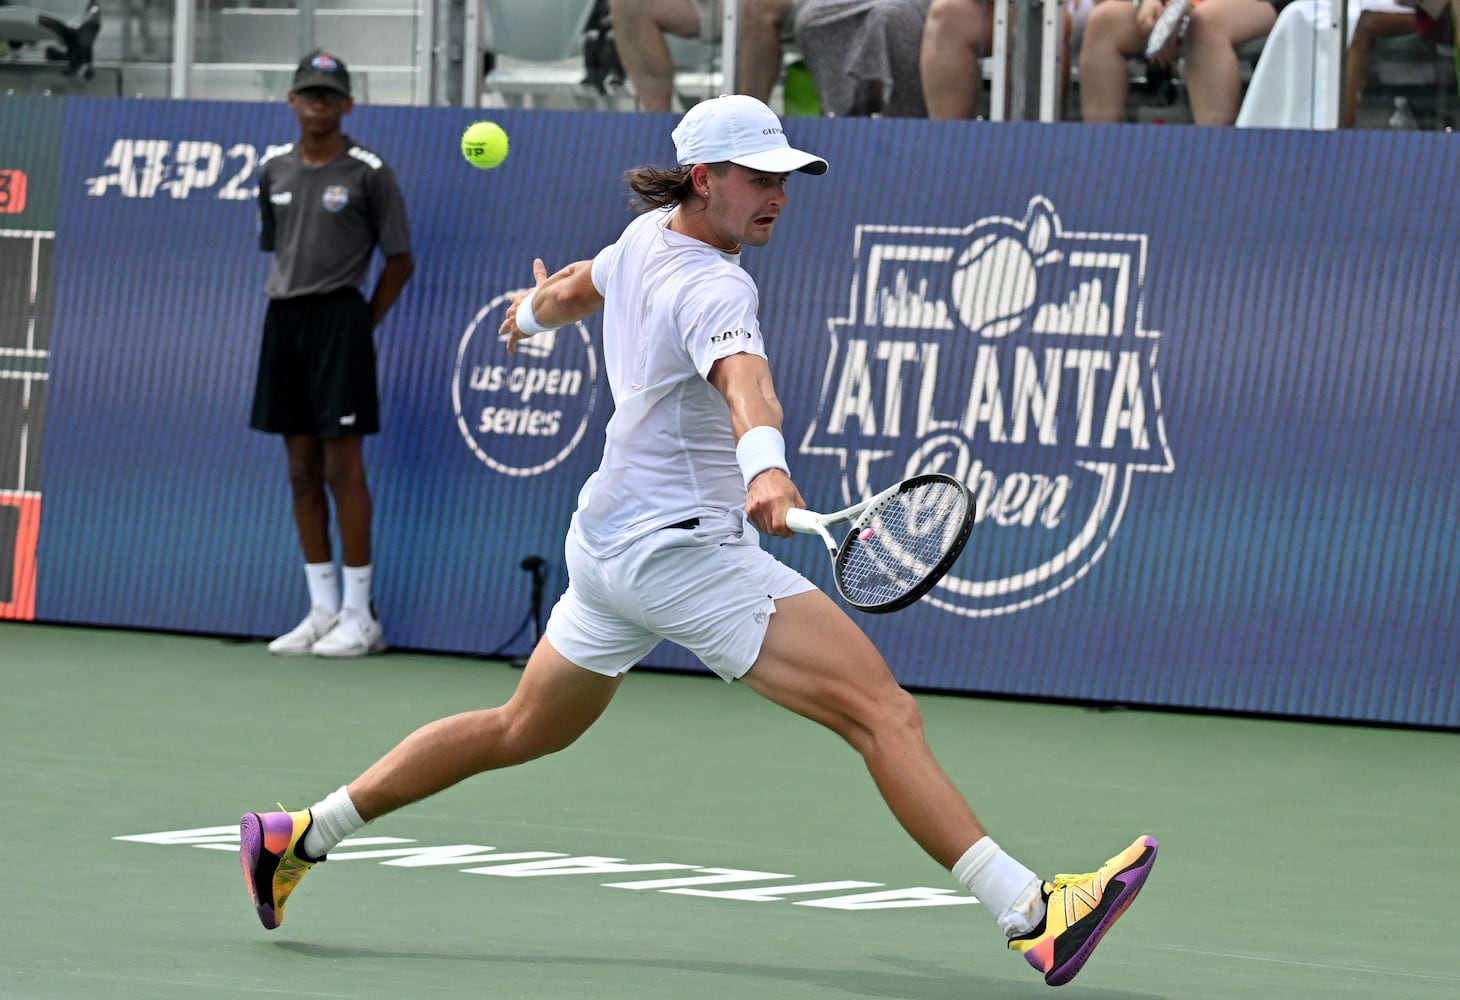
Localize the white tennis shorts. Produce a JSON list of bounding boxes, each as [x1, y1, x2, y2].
[[545, 514, 816, 681]]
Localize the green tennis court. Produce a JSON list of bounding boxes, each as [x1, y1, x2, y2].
[[4, 620, 1455, 999]]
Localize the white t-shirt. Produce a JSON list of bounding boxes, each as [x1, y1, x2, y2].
[[572, 206, 769, 558]]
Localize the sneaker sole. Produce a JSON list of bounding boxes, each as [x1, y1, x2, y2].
[[266, 643, 317, 657], [239, 813, 281, 930], [312, 638, 387, 658], [1045, 836, 1158, 987]]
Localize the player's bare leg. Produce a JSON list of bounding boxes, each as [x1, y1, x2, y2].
[[739, 588, 987, 867], [740, 588, 1157, 985], [347, 637, 624, 820]]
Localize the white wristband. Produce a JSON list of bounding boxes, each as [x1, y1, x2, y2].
[[515, 289, 555, 336], [736, 425, 789, 488]]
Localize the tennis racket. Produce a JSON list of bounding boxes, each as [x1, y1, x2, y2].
[[785, 473, 975, 614], [1145, 0, 1192, 59]]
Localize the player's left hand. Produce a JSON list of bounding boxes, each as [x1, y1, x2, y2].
[[500, 257, 550, 354]]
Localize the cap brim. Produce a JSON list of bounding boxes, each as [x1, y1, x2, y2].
[[731, 147, 828, 176], [292, 73, 351, 97]]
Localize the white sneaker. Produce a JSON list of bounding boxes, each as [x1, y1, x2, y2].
[[267, 607, 338, 656], [311, 608, 386, 658]]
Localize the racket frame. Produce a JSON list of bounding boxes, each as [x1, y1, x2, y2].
[[786, 473, 975, 614]]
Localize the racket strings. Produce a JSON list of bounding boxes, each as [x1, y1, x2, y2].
[[837, 482, 969, 606]]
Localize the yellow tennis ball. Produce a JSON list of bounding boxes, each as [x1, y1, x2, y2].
[[461, 120, 509, 169]]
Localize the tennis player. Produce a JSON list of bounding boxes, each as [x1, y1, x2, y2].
[[241, 95, 1156, 987]]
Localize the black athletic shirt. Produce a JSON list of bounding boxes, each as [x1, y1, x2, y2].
[[257, 136, 411, 300]]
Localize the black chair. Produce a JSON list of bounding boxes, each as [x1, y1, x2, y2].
[[0, 1, 102, 79]]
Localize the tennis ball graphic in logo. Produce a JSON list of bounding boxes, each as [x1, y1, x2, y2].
[[461, 120, 509, 169], [951, 232, 1037, 339]]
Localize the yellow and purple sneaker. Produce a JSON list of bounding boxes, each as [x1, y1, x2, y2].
[[240, 809, 321, 930], [1008, 835, 1158, 987]]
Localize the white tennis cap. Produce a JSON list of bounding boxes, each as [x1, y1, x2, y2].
[[672, 95, 828, 176]]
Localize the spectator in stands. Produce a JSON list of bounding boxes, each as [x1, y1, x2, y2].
[[919, 0, 1095, 119], [251, 51, 415, 658], [1080, 0, 1277, 125], [793, 0, 932, 117], [1343, 3, 1436, 126], [610, 0, 801, 111], [1233, 0, 1427, 128]]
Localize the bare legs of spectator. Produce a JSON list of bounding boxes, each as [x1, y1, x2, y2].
[[743, 0, 794, 102], [1182, 0, 1275, 123], [611, 0, 792, 112], [1342, 10, 1418, 127], [921, 0, 991, 118], [1080, 0, 1274, 125], [1079, 0, 1158, 123], [610, 0, 702, 111], [921, 0, 1078, 119]]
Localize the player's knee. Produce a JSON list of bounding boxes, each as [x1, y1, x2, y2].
[[842, 685, 924, 754], [500, 707, 583, 762], [881, 686, 925, 736]]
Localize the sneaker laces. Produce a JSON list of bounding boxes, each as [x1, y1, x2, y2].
[[1049, 870, 1099, 889]]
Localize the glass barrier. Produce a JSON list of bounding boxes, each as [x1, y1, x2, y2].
[[0, 0, 1452, 127]]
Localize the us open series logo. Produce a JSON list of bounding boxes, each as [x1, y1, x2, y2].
[[804, 197, 1175, 617], [452, 294, 600, 477]]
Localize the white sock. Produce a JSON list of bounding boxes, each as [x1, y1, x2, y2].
[[302, 785, 365, 859], [952, 837, 1045, 937], [341, 564, 373, 618], [305, 562, 340, 614]]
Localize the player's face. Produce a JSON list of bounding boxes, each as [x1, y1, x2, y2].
[[289, 87, 351, 137], [709, 165, 789, 248]]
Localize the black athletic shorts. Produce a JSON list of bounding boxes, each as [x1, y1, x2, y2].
[[249, 288, 379, 438]]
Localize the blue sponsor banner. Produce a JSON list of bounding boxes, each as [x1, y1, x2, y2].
[[33, 99, 1459, 727]]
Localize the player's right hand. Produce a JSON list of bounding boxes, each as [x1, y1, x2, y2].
[[745, 469, 803, 538]]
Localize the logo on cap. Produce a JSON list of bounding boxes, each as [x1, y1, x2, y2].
[[311, 53, 339, 73]]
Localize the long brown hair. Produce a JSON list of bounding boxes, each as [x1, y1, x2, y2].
[[625, 162, 729, 212]]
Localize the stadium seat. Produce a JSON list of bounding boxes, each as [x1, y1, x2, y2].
[[483, 0, 618, 108], [0, 0, 101, 78]]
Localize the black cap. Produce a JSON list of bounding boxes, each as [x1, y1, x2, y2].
[[292, 50, 351, 97]]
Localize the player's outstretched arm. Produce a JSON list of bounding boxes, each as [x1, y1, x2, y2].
[[500, 257, 602, 352]]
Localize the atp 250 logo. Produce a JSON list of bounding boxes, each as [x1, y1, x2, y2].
[[804, 197, 1175, 617]]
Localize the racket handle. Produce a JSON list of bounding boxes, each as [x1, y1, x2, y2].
[[785, 507, 819, 535]]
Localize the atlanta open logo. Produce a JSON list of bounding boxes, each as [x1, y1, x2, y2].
[[803, 197, 1175, 617], [452, 293, 600, 477]]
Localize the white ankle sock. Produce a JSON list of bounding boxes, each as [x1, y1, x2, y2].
[[302, 785, 365, 859], [952, 837, 1045, 937], [341, 564, 373, 618], [305, 562, 340, 614]]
